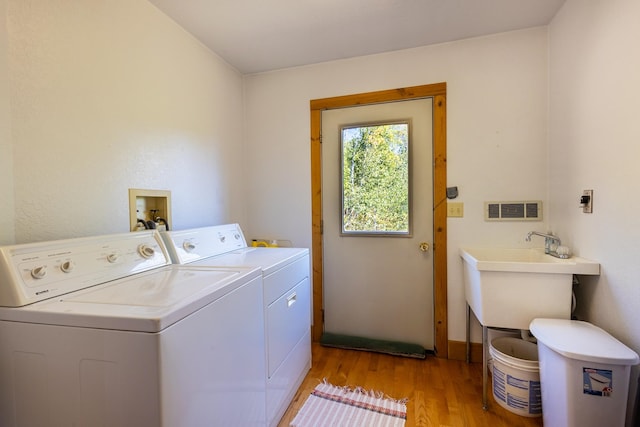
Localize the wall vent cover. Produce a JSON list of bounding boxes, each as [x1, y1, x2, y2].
[[485, 201, 542, 221]]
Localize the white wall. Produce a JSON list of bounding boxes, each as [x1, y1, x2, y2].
[[0, 0, 15, 245], [2, 0, 245, 244], [548, 0, 640, 422], [243, 27, 550, 343]]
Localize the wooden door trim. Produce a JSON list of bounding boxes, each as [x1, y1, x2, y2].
[[310, 82, 448, 358]]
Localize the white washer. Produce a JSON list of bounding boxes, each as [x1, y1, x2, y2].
[[0, 231, 266, 427], [161, 224, 311, 427]]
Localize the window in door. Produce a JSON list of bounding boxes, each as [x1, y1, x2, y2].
[[340, 121, 411, 236]]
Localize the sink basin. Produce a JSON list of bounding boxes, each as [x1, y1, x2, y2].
[[460, 247, 600, 275], [460, 247, 600, 329]]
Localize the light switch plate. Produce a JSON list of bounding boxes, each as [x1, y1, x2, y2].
[[447, 202, 464, 217]]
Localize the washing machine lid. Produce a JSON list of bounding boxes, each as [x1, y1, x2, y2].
[[192, 247, 309, 276], [161, 225, 308, 275], [0, 265, 261, 332], [530, 319, 640, 365]]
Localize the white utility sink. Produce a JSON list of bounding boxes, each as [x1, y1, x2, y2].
[[460, 247, 600, 329]]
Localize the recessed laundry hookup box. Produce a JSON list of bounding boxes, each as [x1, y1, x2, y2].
[[129, 188, 171, 231]]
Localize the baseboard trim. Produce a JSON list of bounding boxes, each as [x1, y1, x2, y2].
[[448, 340, 483, 363]]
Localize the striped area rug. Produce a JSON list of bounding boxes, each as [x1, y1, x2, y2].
[[290, 380, 407, 427]]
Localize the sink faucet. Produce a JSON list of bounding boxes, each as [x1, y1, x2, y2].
[[526, 231, 568, 258]]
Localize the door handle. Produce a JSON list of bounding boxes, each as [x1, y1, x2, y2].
[[419, 242, 430, 252], [287, 292, 297, 308]]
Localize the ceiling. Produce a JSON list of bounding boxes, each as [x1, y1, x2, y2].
[[148, 0, 566, 74]]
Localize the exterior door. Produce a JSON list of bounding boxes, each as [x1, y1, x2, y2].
[[321, 98, 434, 350]]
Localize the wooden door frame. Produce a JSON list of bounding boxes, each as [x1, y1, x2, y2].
[[310, 82, 448, 358]]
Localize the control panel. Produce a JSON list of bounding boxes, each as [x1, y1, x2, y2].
[[0, 231, 170, 307], [161, 224, 247, 264]]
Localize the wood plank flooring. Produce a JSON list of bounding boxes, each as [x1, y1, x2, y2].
[[278, 343, 543, 427]]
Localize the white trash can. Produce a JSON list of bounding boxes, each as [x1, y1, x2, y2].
[[530, 318, 640, 427]]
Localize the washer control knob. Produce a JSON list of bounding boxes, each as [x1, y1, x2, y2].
[[138, 244, 155, 259], [219, 236, 226, 243], [60, 260, 75, 273], [31, 266, 47, 279], [234, 233, 241, 240], [183, 240, 196, 252], [107, 253, 119, 263]]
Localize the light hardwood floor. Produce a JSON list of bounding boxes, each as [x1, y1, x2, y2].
[[278, 343, 543, 427]]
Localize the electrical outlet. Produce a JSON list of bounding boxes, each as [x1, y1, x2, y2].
[[581, 190, 593, 213], [447, 202, 464, 217]]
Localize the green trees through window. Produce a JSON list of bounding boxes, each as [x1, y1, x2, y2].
[[341, 122, 410, 234]]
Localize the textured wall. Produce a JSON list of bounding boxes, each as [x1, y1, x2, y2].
[[0, 0, 15, 245], [4, 0, 245, 243], [548, 0, 640, 423]]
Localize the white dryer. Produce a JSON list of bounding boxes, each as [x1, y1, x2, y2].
[[161, 224, 311, 427], [0, 231, 266, 427]]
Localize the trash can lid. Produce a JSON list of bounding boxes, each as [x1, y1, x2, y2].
[[530, 319, 639, 365]]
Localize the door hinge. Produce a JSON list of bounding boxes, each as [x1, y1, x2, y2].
[[320, 220, 324, 235], [321, 308, 325, 323]]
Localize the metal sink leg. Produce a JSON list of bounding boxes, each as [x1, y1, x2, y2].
[[482, 324, 488, 410], [466, 303, 489, 410]]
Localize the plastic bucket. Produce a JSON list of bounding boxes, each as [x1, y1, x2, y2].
[[488, 328, 522, 361], [489, 337, 542, 417]]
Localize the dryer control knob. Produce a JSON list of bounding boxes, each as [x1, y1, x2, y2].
[[107, 253, 119, 263], [183, 240, 196, 252], [31, 265, 47, 279], [138, 244, 155, 259], [60, 260, 75, 273]]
